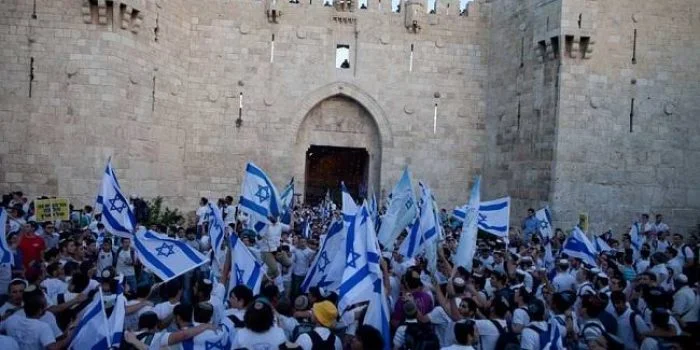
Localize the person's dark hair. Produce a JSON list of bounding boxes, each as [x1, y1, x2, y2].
[[453, 282, 466, 295], [404, 269, 422, 290], [516, 286, 531, 304], [194, 302, 214, 323], [581, 295, 604, 318], [642, 214, 649, 220], [651, 309, 672, 330], [138, 312, 159, 330], [136, 285, 151, 299], [79, 261, 94, 275], [46, 262, 61, 277], [231, 285, 254, 307], [70, 273, 89, 293], [639, 271, 657, 282], [165, 279, 183, 299], [44, 248, 59, 262], [196, 279, 213, 298], [528, 299, 546, 321], [493, 296, 510, 318], [355, 325, 384, 349], [200, 197, 208, 205], [244, 299, 275, 333], [97, 223, 105, 230], [528, 208, 535, 213], [454, 321, 475, 345], [612, 276, 627, 289], [174, 303, 193, 323], [552, 292, 572, 313], [261, 284, 280, 304], [23, 290, 44, 317], [611, 291, 626, 304]]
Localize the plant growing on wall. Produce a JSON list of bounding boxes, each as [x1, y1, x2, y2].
[[141, 196, 184, 228]]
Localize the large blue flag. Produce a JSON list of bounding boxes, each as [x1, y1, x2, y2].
[[300, 219, 346, 293], [0, 208, 13, 265], [562, 226, 598, 267], [96, 158, 136, 238], [377, 168, 417, 249], [455, 176, 480, 271], [238, 162, 282, 233], [69, 289, 110, 350], [338, 202, 382, 311], [398, 182, 439, 260], [206, 202, 226, 263], [108, 276, 126, 347], [453, 196, 510, 238], [364, 278, 391, 350], [229, 232, 266, 295], [536, 207, 555, 269], [133, 230, 209, 282]]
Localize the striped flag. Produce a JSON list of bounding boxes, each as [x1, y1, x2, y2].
[[238, 162, 282, 233], [69, 289, 110, 350], [0, 208, 13, 265], [96, 158, 136, 238], [377, 168, 417, 250], [133, 230, 209, 282], [229, 232, 266, 295], [562, 226, 598, 267], [455, 176, 480, 271]]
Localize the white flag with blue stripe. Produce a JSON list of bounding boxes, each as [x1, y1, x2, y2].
[[562, 226, 598, 267], [280, 178, 295, 225], [96, 158, 136, 238], [377, 168, 417, 250], [368, 192, 378, 221], [134, 230, 209, 282], [0, 208, 13, 266], [398, 217, 421, 259], [364, 278, 391, 350], [229, 232, 266, 295], [238, 162, 282, 233], [455, 176, 480, 271], [536, 207, 555, 269], [453, 197, 510, 238], [206, 202, 226, 263], [108, 277, 126, 347], [339, 202, 382, 311], [69, 289, 110, 350], [398, 182, 439, 259], [302, 218, 312, 239], [301, 219, 347, 292], [544, 316, 564, 350], [594, 235, 614, 253]]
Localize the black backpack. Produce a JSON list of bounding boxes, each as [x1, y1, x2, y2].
[[120, 332, 155, 350], [401, 322, 440, 350], [228, 314, 245, 328], [581, 322, 624, 350], [292, 321, 316, 341], [491, 319, 520, 350], [308, 329, 338, 350]]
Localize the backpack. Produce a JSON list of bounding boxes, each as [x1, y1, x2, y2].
[[401, 322, 440, 350], [308, 329, 338, 350], [491, 319, 520, 350], [292, 321, 316, 340], [228, 314, 245, 328], [581, 322, 624, 350], [120, 332, 155, 350], [629, 311, 644, 344], [525, 324, 557, 350]]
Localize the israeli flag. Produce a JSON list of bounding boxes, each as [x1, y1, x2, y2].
[[302, 218, 312, 239], [544, 316, 564, 350], [594, 235, 614, 253], [280, 178, 295, 225], [364, 278, 391, 350], [368, 192, 378, 221], [628, 223, 643, 259], [96, 158, 136, 238], [108, 276, 126, 347], [238, 162, 282, 233], [562, 226, 598, 267], [341, 182, 358, 220], [398, 183, 438, 260], [133, 230, 209, 282], [454, 176, 480, 271], [300, 219, 347, 293], [0, 208, 13, 265], [338, 203, 382, 311], [206, 202, 226, 262], [377, 168, 417, 250], [453, 197, 510, 238], [69, 289, 110, 350], [536, 207, 555, 269], [229, 232, 266, 295], [398, 217, 422, 259]]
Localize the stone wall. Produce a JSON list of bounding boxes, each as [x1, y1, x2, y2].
[[551, 0, 700, 233]]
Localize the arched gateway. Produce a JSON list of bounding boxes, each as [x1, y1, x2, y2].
[[291, 83, 393, 205]]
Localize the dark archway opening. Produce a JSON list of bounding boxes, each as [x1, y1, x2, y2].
[[304, 145, 368, 205]]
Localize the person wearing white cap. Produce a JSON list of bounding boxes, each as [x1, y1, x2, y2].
[[672, 274, 696, 324], [552, 259, 576, 293]]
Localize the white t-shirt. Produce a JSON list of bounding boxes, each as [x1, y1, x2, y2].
[[520, 321, 548, 350], [296, 327, 342, 350], [40, 278, 68, 301], [292, 247, 315, 276], [115, 249, 136, 276], [259, 223, 290, 252], [125, 300, 154, 331], [512, 307, 530, 327], [474, 319, 506, 350], [154, 300, 179, 323], [441, 345, 475, 350], [552, 272, 577, 293], [0, 335, 19, 350], [174, 323, 229, 350], [0, 301, 22, 318], [97, 250, 114, 273], [10, 309, 63, 338], [224, 205, 236, 226], [427, 306, 456, 347], [197, 206, 209, 225], [232, 326, 287, 350], [0, 315, 56, 350], [673, 286, 696, 322]]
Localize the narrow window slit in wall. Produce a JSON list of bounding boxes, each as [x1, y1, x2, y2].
[[32, 0, 37, 19], [520, 37, 525, 67], [154, 11, 159, 42], [546, 16, 549, 31], [409, 44, 414, 72], [632, 29, 637, 64], [629, 98, 635, 132], [578, 14, 582, 29], [29, 57, 35, 98], [580, 37, 590, 58], [151, 75, 157, 112], [551, 36, 560, 59], [564, 35, 574, 57], [516, 100, 521, 131], [270, 34, 275, 63]]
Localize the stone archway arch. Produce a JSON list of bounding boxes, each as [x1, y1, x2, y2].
[[289, 82, 392, 203]]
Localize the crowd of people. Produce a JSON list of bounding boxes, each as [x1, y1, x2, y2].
[[0, 190, 699, 350]]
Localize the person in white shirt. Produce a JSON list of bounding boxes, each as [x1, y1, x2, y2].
[[511, 286, 531, 334], [672, 274, 696, 323], [611, 291, 650, 349], [259, 216, 293, 279], [196, 198, 210, 235], [143, 303, 223, 350], [672, 233, 695, 269], [653, 214, 669, 235], [232, 299, 287, 350], [96, 239, 114, 274], [295, 301, 342, 350], [40, 263, 67, 303], [153, 279, 182, 330], [473, 297, 510, 350], [520, 300, 550, 350], [441, 321, 479, 350], [193, 278, 225, 325], [291, 236, 315, 299], [115, 237, 137, 293], [640, 308, 682, 350], [0, 279, 26, 319], [223, 196, 236, 226], [552, 260, 576, 293]]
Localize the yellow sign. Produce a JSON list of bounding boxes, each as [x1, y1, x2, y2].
[[35, 198, 70, 221], [578, 212, 589, 233]]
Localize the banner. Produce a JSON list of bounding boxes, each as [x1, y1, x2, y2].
[[35, 198, 70, 221], [578, 212, 589, 233]]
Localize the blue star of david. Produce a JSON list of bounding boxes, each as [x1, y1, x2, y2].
[[405, 198, 413, 210], [108, 194, 127, 214], [155, 243, 175, 257], [318, 251, 331, 272], [255, 185, 271, 203], [347, 249, 361, 268], [235, 264, 245, 285], [540, 220, 549, 229], [205, 339, 226, 350], [478, 213, 487, 224]]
